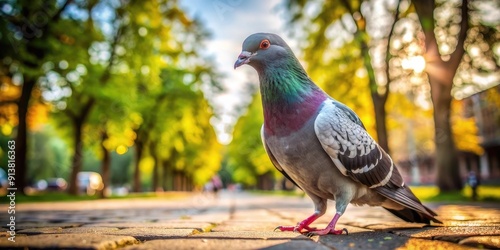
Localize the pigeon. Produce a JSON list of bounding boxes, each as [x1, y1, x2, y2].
[[234, 33, 441, 235]]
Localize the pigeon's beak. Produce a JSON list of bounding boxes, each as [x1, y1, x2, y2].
[[234, 51, 253, 69]]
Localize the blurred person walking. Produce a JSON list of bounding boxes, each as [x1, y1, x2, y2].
[[467, 171, 480, 201]]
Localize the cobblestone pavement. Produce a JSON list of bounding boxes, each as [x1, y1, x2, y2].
[[1, 191, 499, 249]]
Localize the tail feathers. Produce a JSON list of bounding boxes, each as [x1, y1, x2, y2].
[[423, 204, 438, 217], [384, 207, 440, 224], [376, 186, 442, 224]]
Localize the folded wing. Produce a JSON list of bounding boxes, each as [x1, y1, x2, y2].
[[314, 100, 440, 223]]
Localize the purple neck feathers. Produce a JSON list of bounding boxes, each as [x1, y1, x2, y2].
[[263, 89, 327, 136]]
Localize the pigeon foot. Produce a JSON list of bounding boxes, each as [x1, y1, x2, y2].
[[275, 213, 320, 233], [303, 212, 345, 236]]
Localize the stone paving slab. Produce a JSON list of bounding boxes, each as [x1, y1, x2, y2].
[[459, 236, 500, 249], [18, 226, 121, 235], [0, 233, 138, 249], [189, 231, 311, 240], [392, 226, 500, 239], [391, 237, 476, 249], [121, 238, 332, 250], [363, 222, 428, 230], [305, 223, 374, 234], [176, 205, 232, 224], [182, 213, 231, 223], [107, 228, 197, 241], [231, 209, 286, 222], [1, 191, 500, 249], [82, 221, 214, 231], [391, 226, 500, 249], [316, 231, 475, 250], [211, 221, 288, 232], [1, 222, 83, 231], [442, 220, 500, 227]]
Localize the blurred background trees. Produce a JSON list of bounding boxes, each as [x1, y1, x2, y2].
[[227, 0, 499, 190], [281, 0, 499, 191], [0, 0, 222, 196]]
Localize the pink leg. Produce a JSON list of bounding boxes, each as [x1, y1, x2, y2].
[[275, 213, 320, 233], [307, 213, 347, 235]]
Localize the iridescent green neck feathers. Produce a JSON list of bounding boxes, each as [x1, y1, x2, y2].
[[258, 56, 316, 105]]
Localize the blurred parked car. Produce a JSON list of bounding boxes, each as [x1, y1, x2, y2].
[[0, 168, 7, 195], [0, 168, 7, 188], [46, 178, 68, 191], [77, 171, 104, 195]]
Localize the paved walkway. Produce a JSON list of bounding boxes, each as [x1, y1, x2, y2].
[[1, 191, 499, 249]]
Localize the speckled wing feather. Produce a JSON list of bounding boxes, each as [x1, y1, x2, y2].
[[261, 126, 301, 189], [314, 100, 403, 189]]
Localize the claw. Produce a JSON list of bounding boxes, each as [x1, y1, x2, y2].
[[275, 225, 297, 232], [305, 232, 316, 238], [303, 227, 348, 236]]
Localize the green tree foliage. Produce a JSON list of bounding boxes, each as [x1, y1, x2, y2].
[[139, 68, 222, 191], [227, 93, 280, 187], [0, 0, 72, 193], [27, 125, 70, 181], [0, 0, 223, 194], [285, 0, 407, 154]]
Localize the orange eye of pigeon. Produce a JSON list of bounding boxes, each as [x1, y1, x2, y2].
[[259, 39, 270, 49]]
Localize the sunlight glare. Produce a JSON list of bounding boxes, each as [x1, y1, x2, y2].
[[116, 145, 128, 155], [401, 56, 426, 73]]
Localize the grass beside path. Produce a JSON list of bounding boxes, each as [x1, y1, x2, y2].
[[3, 186, 499, 203], [411, 185, 500, 202], [251, 185, 500, 203]]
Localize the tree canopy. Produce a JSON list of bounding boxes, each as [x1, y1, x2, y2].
[[0, 0, 223, 194]]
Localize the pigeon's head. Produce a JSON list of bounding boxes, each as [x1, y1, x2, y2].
[[234, 33, 293, 70]]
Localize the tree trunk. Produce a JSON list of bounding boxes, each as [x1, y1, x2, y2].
[[376, 0, 401, 155], [11, 0, 72, 195], [163, 148, 177, 191], [152, 160, 159, 192], [188, 175, 192, 191], [340, 0, 392, 154], [150, 143, 160, 192], [430, 72, 461, 190], [174, 171, 187, 191], [364, 47, 390, 154], [133, 141, 143, 192], [162, 160, 172, 191], [414, 0, 468, 191], [100, 131, 111, 198], [68, 121, 84, 195], [67, 99, 94, 195], [181, 173, 187, 191], [173, 172, 180, 191], [14, 76, 36, 194], [372, 93, 390, 154]]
